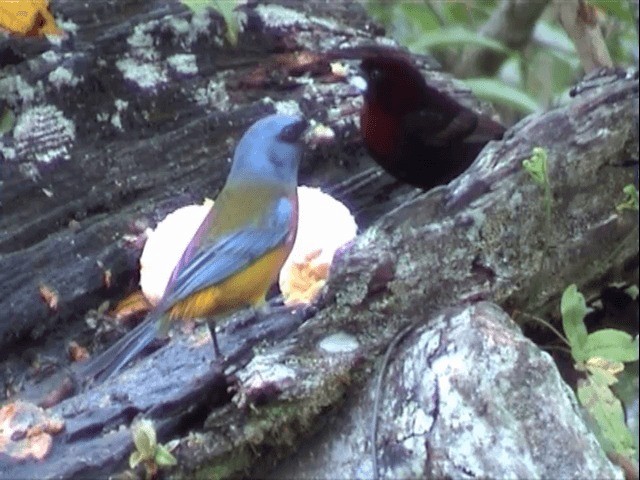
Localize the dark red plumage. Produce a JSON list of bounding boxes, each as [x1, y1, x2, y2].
[[359, 52, 506, 190]]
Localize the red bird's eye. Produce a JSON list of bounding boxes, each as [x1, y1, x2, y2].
[[368, 68, 382, 82]]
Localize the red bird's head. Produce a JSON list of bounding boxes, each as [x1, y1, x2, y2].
[[358, 53, 430, 162], [360, 54, 427, 116]]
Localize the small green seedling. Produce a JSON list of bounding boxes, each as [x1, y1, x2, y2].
[[625, 285, 639, 300], [522, 147, 552, 222], [130, 419, 177, 479], [0, 107, 15, 134], [560, 284, 639, 460], [616, 184, 639, 213]]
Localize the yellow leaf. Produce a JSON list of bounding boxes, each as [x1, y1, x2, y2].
[[0, 0, 62, 37], [586, 357, 624, 376]]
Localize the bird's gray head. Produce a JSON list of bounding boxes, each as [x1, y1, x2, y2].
[[228, 114, 307, 190]]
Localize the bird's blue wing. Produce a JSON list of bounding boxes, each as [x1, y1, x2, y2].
[[164, 197, 294, 305], [164, 204, 216, 296]]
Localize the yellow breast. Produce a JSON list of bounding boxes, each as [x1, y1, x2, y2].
[[167, 245, 291, 320]]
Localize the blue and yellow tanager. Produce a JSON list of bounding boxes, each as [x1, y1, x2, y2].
[[80, 114, 307, 382]]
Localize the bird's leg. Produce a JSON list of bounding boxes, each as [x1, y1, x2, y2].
[[252, 303, 269, 322], [201, 313, 226, 360], [259, 295, 293, 316], [266, 293, 285, 308], [211, 326, 221, 358], [260, 296, 316, 319]]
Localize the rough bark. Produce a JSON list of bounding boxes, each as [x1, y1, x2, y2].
[[269, 302, 622, 479], [0, 0, 638, 479]]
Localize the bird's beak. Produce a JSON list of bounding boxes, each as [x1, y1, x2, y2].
[[350, 74, 368, 94], [278, 118, 310, 144]]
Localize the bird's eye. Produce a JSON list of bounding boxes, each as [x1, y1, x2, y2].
[[369, 68, 382, 82]]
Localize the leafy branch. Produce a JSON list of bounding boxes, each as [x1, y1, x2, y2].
[[560, 284, 638, 461]]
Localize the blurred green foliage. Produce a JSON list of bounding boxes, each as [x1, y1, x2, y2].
[[366, 0, 638, 117]]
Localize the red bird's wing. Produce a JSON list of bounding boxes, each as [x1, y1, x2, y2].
[[401, 77, 505, 148], [401, 84, 505, 148], [402, 108, 479, 147]]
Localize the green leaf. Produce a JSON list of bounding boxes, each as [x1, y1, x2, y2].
[[533, 21, 575, 55], [522, 147, 553, 222], [586, 365, 618, 387], [611, 361, 639, 460], [589, 0, 635, 24], [441, 2, 475, 25], [586, 359, 624, 386], [155, 444, 178, 467], [584, 330, 639, 363], [463, 78, 539, 114], [398, 3, 441, 32], [561, 284, 589, 361], [129, 451, 143, 469], [625, 285, 639, 300], [212, 0, 238, 46], [0, 107, 15, 134], [412, 26, 510, 54], [578, 375, 636, 458], [365, 1, 393, 26], [616, 184, 639, 213], [181, 0, 209, 13], [132, 419, 157, 458], [522, 147, 548, 186], [181, 0, 238, 46]]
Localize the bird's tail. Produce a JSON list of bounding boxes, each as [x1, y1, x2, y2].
[[77, 312, 163, 384]]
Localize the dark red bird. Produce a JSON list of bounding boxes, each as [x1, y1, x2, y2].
[[358, 51, 506, 190]]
